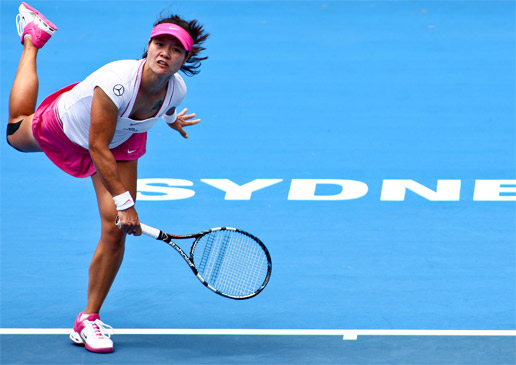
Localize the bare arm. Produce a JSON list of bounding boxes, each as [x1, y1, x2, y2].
[[89, 87, 141, 235]]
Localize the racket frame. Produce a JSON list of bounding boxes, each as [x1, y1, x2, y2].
[[140, 223, 272, 300]]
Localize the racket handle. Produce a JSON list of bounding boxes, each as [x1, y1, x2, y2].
[[115, 216, 161, 239], [140, 223, 161, 239]]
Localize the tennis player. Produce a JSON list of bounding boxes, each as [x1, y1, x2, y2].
[[7, 2, 209, 353]]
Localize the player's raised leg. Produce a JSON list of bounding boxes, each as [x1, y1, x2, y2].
[[7, 2, 57, 152]]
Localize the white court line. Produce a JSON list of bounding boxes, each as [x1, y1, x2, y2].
[[0, 328, 515, 340]]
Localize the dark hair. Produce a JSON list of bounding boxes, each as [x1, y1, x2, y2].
[[142, 14, 209, 76]]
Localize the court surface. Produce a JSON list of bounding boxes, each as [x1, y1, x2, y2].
[[1, 0, 515, 364]]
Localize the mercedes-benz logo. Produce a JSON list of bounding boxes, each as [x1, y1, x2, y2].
[[113, 84, 124, 96]]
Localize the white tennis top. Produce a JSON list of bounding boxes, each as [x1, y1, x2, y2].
[[57, 59, 186, 149]]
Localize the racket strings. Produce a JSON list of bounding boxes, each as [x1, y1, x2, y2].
[[196, 233, 215, 274], [223, 234, 268, 295], [193, 230, 269, 297], [207, 231, 231, 283]]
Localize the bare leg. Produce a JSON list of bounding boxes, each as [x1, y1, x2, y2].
[[7, 37, 42, 152], [85, 160, 138, 314]]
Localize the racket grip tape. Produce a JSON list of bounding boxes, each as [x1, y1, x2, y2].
[[140, 223, 161, 239]]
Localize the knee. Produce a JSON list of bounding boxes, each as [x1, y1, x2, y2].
[[100, 222, 127, 248]]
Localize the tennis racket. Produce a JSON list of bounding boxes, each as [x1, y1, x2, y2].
[[116, 218, 272, 300]]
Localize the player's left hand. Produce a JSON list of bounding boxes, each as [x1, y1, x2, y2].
[[169, 108, 201, 138]]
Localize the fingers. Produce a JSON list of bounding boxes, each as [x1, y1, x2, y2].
[[183, 118, 201, 126], [182, 114, 200, 124], [178, 108, 200, 123], [118, 222, 139, 235], [118, 222, 142, 236], [171, 123, 188, 139], [178, 108, 195, 119], [174, 108, 200, 139], [132, 224, 142, 236], [115, 210, 141, 236], [178, 127, 189, 139]]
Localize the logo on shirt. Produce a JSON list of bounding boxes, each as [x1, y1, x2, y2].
[[113, 84, 125, 96]]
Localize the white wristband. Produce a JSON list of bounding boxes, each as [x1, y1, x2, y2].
[[113, 191, 134, 211], [163, 111, 177, 125]]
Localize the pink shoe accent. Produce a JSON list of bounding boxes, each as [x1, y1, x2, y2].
[[21, 21, 53, 48], [72, 312, 100, 334], [21, 2, 58, 30]]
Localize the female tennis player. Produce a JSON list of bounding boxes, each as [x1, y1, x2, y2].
[[7, 2, 208, 353]]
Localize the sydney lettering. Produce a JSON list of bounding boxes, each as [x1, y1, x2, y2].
[[136, 179, 516, 201]]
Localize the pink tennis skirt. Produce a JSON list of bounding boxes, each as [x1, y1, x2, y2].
[[32, 83, 147, 178]]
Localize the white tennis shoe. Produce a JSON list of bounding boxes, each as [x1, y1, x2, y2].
[[70, 312, 114, 353], [16, 2, 57, 48]]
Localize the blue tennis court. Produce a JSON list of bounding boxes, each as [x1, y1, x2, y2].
[[1, 0, 515, 363]]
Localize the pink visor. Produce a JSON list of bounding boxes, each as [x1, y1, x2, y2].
[[150, 23, 193, 51]]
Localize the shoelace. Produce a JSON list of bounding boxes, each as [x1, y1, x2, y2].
[[89, 319, 114, 339]]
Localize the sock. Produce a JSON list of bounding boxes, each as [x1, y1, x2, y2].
[[80, 313, 97, 321]]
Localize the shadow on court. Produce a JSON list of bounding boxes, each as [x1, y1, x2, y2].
[[1, 334, 515, 364]]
